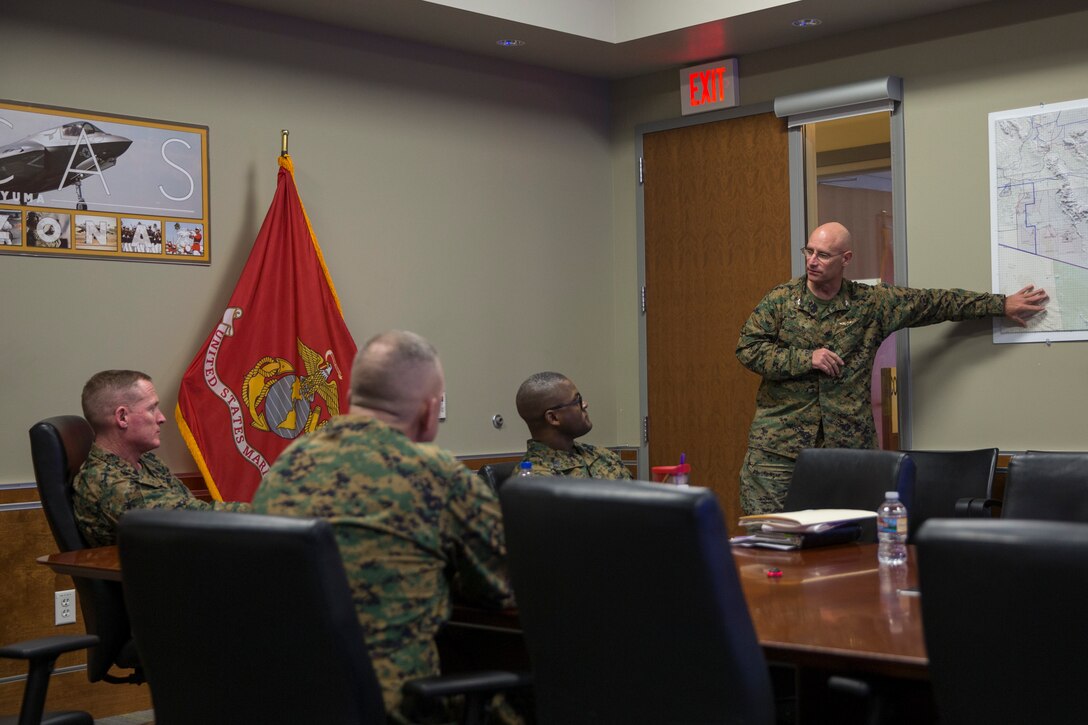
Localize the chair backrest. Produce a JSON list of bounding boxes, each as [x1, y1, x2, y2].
[[784, 448, 915, 542], [476, 461, 519, 493], [28, 415, 141, 685], [29, 415, 94, 552], [500, 477, 774, 725], [1003, 452, 1088, 522], [904, 448, 997, 543], [119, 509, 386, 725], [917, 519, 1088, 725]]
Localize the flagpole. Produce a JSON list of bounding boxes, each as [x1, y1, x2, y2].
[[176, 136, 358, 502], [281, 129, 289, 157]]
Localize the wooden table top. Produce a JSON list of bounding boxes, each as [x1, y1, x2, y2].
[[733, 542, 926, 678], [38, 545, 122, 582], [39, 540, 926, 677], [454, 542, 925, 678]]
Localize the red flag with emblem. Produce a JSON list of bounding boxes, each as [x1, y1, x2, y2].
[[176, 154, 356, 502]]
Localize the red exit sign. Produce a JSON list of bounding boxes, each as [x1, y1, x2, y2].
[[680, 59, 738, 116]]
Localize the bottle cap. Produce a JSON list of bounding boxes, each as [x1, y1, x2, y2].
[[884, 491, 899, 499], [519, 460, 532, 470]]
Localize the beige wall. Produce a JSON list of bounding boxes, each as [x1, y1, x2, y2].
[[5, 2, 1088, 485], [611, 3, 1088, 452], [2, 0, 619, 484]]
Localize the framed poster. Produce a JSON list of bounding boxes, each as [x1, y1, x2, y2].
[[0, 100, 209, 264]]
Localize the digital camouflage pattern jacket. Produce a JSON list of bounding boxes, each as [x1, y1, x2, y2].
[[737, 277, 1004, 458], [524, 439, 632, 480], [73, 443, 245, 547], [252, 414, 514, 723]]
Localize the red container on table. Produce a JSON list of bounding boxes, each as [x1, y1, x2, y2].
[[651, 463, 690, 486]]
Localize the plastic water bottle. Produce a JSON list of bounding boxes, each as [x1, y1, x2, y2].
[[877, 491, 908, 566], [516, 460, 533, 478]]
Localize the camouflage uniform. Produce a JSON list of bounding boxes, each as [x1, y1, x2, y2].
[[736, 277, 1005, 514], [73, 443, 247, 547], [252, 414, 515, 724], [524, 439, 632, 480]]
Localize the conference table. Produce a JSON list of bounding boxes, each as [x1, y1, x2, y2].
[[446, 542, 932, 721], [738, 542, 925, 678], [449, 542, 927, 680], [39, 541, 927, 678], [39, 545, 123, 582]]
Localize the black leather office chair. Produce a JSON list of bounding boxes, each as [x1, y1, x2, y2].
[[0, 634, 98, 725], [27, 416, 143, 685], [785, 450, 930, 723], [500, 477, 774, 725], [784, 448, 915, 543], [917, 519, 1088, 724], [476, 461, 518, 493], [1002, 452, 1088, 522], [118, 509, 528, 725], [904, 448, 998, 543]]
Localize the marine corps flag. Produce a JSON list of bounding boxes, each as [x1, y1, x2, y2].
[[176, 154, 357, 502]]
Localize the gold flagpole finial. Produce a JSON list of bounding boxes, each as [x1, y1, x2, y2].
[[281, 129, 289, 157]]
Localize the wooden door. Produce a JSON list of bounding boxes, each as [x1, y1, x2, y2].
[[644, 112, 791, 525]]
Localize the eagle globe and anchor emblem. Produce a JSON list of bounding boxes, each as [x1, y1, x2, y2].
[[242, 339, 344, 440]]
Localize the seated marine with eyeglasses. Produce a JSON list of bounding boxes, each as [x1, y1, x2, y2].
[[515, 372, 632, 480], [735, 220, 1049, 516]]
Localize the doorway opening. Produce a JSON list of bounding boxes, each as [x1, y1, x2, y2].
[[803, 111, 898, 448]]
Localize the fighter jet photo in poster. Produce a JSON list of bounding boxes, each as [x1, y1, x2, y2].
[[0, 121, 132, 209], [0, 101, 208, 263]]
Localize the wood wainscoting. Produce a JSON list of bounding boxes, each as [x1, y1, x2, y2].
[[0, 485, 152, 719]]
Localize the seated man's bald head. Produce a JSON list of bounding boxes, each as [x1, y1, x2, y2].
[[516, 371, 570, 424], [516, 371, 592, 450], [350, 331, 443, 430]]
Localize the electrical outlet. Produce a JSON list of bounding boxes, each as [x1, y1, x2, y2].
[[55, 589, 76, 625]]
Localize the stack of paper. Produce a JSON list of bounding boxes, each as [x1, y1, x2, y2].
[[731, 509, 876, 550]]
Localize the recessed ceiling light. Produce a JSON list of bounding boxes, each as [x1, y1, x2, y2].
[[791, 18, 822, 28], [496, 39, 526, 48]]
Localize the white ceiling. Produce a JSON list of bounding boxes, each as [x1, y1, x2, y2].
[[216, 0, 1061, 79]]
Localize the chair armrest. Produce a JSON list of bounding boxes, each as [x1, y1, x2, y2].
[[954, 497, 1000, 518], [0, 634, 99, 725], [0, 635, 99, 662], [827, 675, 872, 698], [404, 671, 533, 725], [403, 670, 532, 700]]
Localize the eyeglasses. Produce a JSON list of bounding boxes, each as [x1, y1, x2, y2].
[[801, 247, 847, 263], [548, 393, 584, 412]]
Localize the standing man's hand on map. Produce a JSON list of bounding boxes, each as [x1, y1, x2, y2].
[[1004, 284, 1049, 326]]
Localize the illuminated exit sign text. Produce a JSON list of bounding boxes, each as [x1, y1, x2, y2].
[[680, 59, 739, 116]]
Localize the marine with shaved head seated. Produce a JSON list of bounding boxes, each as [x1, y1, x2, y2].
[[515, 371, 632, 480], [73, 369, 249, 547], [253, 330, 514, 724]]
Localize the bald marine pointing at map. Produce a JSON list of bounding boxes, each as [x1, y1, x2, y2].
[[734, 221, 1048, 516]]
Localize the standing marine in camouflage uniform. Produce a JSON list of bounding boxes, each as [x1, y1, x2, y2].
[[252, 331, 514, 724], [516, 372, 632, 480], [736, 222, 1049, 515], [73, 370, 248, 547]]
